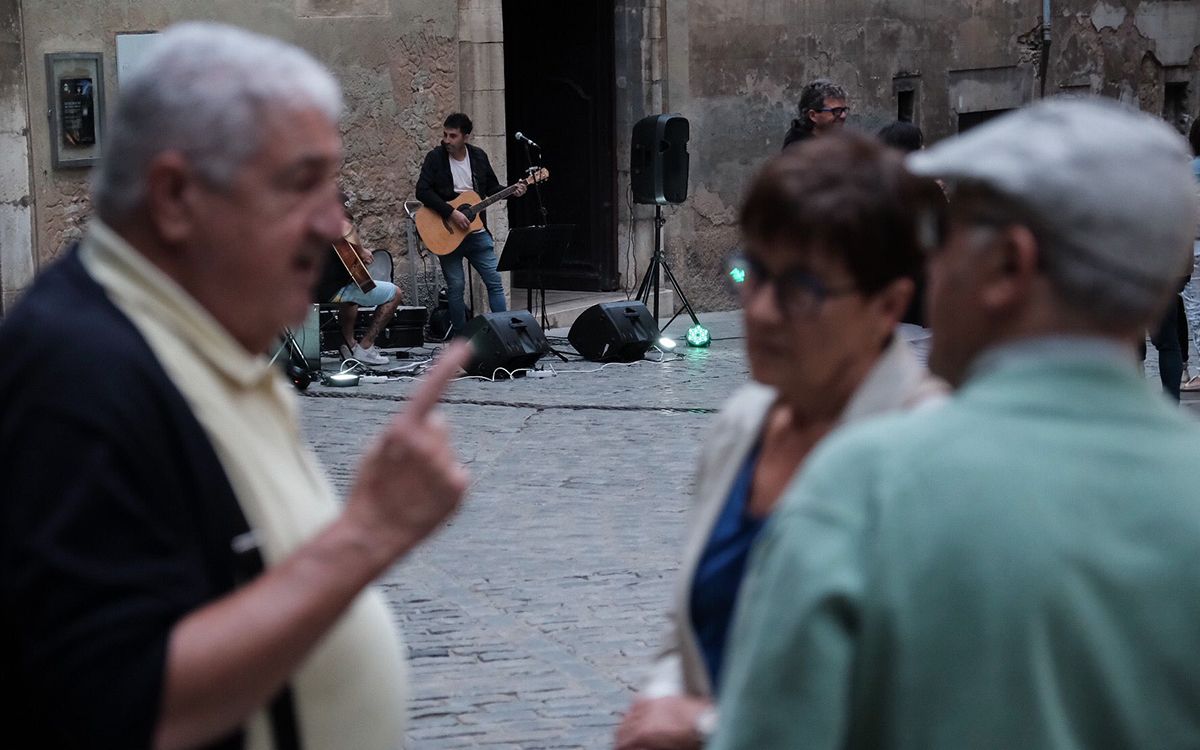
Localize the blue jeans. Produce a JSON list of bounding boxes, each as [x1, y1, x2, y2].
[[1181, 240, 1200, 373], [438, 230, 507, 336]]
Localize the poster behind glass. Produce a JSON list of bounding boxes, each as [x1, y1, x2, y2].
[[45, 52, 104, 168]]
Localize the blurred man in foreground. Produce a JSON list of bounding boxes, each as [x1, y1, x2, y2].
[[0, 22, 469, 750], [713, 97, 1200, 749]]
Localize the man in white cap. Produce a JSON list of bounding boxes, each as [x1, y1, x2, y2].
[[709, 97, 1200, 750]]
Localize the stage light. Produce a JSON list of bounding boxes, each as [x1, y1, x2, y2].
[[686, 324, 711, 347], [327, 372, 360, 387], [657, 335, 678, 351]]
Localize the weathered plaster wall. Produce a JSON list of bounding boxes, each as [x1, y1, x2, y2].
[[0, 0, 33, 314], [663, 0, 1200, 311], [19, 0, 461, 294], [617, 0, 666, 297]]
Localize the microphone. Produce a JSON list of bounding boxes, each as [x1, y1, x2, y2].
[[515, 131, 541, 150]]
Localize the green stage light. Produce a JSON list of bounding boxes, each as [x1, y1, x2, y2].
[[686, 324, 711, 347], [728, 265, 747, 284]]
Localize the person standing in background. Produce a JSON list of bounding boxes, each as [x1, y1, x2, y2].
[[782, 79, 849, 149], [1180, 119, 1200, 390]]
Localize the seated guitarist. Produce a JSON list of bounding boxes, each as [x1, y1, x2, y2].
[[314, 192, 402, 365], [415, 112, 526, 338]]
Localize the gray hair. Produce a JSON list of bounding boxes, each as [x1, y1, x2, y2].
[[91, 22, 342, 223], [951, 185, 1179, 329], [797, 80, 847, 118]]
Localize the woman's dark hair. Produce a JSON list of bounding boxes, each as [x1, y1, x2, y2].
[[877, 121, 924, 153], [740, 130, 943, 296], [443, 112, 473, 135], [1189, 118, 1200, 157]]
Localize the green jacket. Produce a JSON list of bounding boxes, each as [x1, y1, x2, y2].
[[713, 340, 1200, 750]]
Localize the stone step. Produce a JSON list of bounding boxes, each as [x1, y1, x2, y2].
[[509, 288, 676, 332]]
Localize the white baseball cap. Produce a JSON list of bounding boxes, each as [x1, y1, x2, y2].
[[907, 96, 1198, 287]]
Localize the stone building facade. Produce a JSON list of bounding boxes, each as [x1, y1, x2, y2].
[[665, 0, 1200, 308], [2, 0, 1197, 314]]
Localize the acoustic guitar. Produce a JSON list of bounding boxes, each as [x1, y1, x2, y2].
[[331, 229, 376, 293], [414, 168, 550, 256]]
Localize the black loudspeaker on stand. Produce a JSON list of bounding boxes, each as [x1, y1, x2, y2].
[[631, 114, 690, 205], [461, 310, 550, 378], [630, 113, 704, 335], [568, 301, 658, 362]]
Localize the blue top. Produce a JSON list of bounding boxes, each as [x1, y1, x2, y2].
[[689, 442, 766, 690]]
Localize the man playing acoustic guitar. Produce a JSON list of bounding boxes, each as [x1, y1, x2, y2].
[[315, 192, 402, 365], [415, 112, 527, 338]]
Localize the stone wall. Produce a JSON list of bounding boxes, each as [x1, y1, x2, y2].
[[661, 0, 1200, 311], [17, 0, 462, 306], [11, 0, 1200, 314], [0, 0, 33, 313]]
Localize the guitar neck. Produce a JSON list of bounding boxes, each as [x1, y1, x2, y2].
[[472, 181, 526, 212]]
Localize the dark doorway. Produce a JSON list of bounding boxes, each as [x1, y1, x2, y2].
[[502, 0, 617, 291], [957, 108, 1012, 132]]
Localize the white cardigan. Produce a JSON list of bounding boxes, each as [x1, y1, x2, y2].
[[640, 333, 947, 698]]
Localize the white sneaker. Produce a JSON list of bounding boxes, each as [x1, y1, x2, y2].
[[350, 344, 388, 366]]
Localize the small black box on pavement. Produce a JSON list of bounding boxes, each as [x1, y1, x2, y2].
[[462, 310, 550, 377], [568, 300, 659, 362]]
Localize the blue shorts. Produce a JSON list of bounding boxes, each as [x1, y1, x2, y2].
[[330, 280, 397, 307]]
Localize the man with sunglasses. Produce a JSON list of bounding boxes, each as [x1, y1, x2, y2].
[[712, 98, 1200, 750], [782, 78, 849, 149]]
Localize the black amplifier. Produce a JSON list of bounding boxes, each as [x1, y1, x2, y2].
[[320, 306, 429, 351]]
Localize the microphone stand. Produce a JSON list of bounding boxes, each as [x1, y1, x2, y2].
[[517, 137, 566, 362], [523, 140, 549, 227], [521, 139, 551, 328]]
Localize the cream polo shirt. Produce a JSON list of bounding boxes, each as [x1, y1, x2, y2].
[[80, 221, 408, 750]]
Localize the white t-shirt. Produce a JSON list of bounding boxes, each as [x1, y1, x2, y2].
[[450, 152, 473, 193]]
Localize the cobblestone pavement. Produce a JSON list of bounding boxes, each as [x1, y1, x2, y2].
[[298, 312, 1199, 749], [299, 312, 749, 749]]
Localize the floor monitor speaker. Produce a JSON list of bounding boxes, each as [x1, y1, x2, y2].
[[462, 310, 550, 377], [567, 300, 659, 362]]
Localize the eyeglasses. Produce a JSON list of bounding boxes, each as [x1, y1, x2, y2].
[[815, 106, 850, 118], [725, 253, 858, 318]]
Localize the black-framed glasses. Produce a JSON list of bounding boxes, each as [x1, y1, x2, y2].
[[815, 106, 850, 117], [726, 253, 858, 318]]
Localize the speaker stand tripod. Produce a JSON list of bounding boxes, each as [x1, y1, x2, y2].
[[635, 204, 702, 333]]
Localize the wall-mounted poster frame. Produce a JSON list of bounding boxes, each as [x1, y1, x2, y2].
[[45, 52, 105, 169]]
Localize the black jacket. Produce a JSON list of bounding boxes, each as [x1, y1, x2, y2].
[[415, 143, 504, 229], [0, 247, 260, 749], [782, 118, 813, 150]]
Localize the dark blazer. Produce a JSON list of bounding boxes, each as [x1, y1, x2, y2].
[[0, 247, 260, 749], [414, 143, 504, 229]]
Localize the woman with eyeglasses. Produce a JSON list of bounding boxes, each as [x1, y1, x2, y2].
[[615, 131, 947, 750]]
